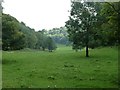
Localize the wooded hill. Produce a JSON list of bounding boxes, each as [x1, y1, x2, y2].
[[2, 13, 57, 51]]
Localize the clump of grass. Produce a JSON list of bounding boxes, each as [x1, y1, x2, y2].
[[2, 59, 17, 64], [48, 76, 55, 80]]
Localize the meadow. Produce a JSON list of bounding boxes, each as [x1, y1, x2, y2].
[[2, 45, 118, 88]]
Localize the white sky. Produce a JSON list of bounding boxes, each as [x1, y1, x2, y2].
[[2, 0, 71, 31]]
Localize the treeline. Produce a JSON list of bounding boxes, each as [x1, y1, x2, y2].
[[2, 13, 56, 51], [44, 27, 71, 45]]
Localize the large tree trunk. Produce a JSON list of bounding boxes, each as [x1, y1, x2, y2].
[[86, 45, 89, 57]]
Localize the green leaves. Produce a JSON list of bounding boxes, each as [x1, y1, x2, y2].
[[2, 13, 25, 50], [66, 2, 99, 57], [2, 13, 57, 51], [19, 22, 37, 49], [66, 1, 119, 57], [100, 2, 119, 45]]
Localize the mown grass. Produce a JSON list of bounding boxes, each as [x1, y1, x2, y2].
[[2, 46, 118, 88]]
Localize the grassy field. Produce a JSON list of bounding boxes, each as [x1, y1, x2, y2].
[[2, 45, 118, 88]]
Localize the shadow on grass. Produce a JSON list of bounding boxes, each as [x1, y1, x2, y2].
[[2, 59, 17, 65]]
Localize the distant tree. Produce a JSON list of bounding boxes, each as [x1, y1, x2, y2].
[[46, 37, 56, 52], [20, 22, 37, 49], [35, 31, 47, 50], [21, 21, 26, 26], [45, 27, 71, 45]]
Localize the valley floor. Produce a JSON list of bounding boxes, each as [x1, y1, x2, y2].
[[2, 46, 118, 88]]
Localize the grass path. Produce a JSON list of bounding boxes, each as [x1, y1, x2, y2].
[[2, 46, 118, 88]]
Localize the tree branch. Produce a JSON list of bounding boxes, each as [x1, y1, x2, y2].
[[105, 2, 120, 14]]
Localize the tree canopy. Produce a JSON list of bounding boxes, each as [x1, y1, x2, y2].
[[65, 1, 119, 57], [2, 13, 57, 51], [2, 13, 25, 50]]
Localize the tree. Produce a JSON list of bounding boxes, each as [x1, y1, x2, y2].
[[2, 13, 57, 51], [2, 13, 25, 50], [0, 3, 2, 50], [20, 22, 37, 49], [35, 31, 47, 50], [66, 2, 97, 57], [46, 37, 56, 52], [45, 27, 71, 45], [100, 2, 120, 45]]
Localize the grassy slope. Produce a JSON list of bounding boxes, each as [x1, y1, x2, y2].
[[2, 46, 118, 88]]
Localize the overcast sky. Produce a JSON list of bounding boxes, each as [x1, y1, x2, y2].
[[2, 0, 71, 31]]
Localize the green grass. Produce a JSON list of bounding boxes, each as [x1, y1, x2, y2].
[[2, 46, 118, 88]]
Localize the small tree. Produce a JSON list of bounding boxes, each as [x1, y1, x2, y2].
[[47, 37, 56, 52]]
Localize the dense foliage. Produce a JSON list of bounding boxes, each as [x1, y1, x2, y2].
[[100, 2, 119, 45], [65, 2, 119, 57], [0, 3, 2, 50], [44, 27, 71, 45], [2, 14, 25, 50], [2, 13, 56, 51]]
